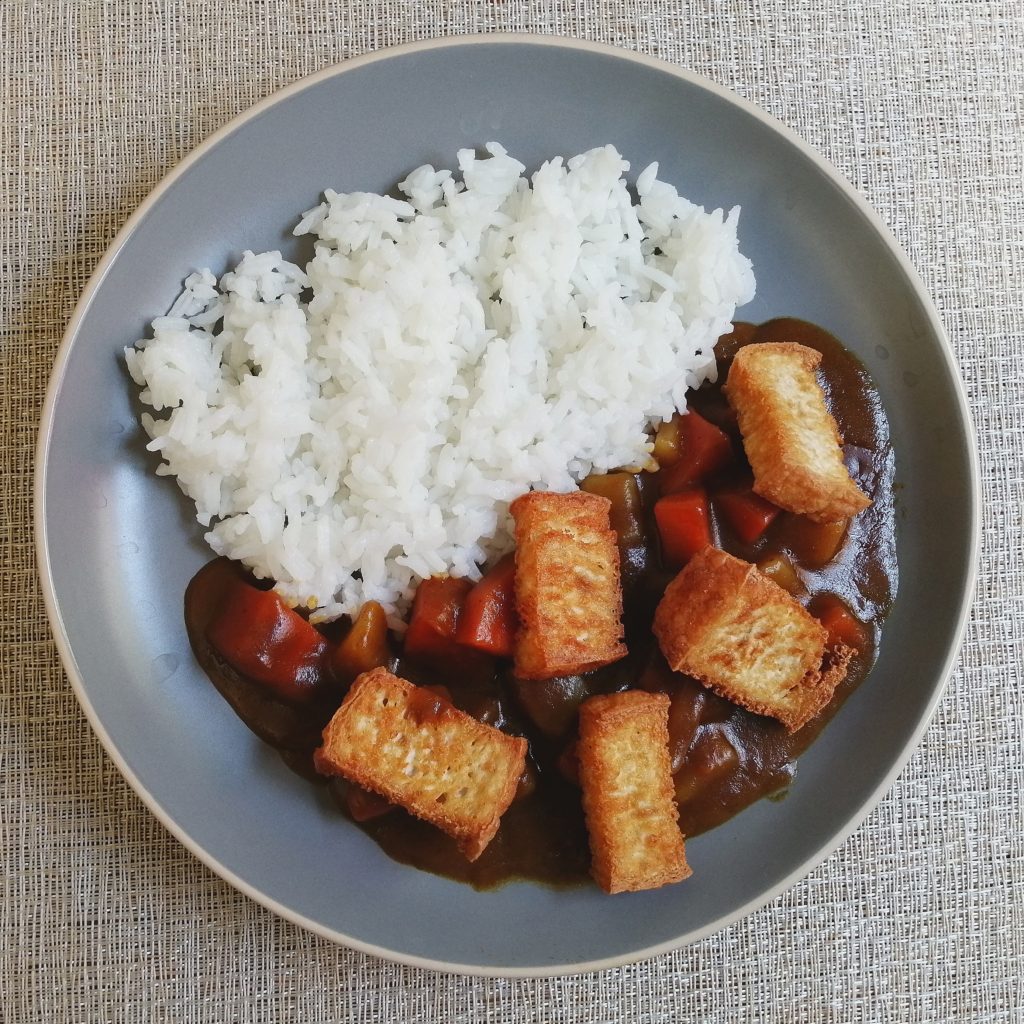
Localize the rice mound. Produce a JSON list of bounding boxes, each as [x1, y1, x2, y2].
[[126, 143, 755, 625]]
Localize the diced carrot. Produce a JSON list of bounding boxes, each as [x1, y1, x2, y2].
[[654, 488, 713, 568], [404, 575, 473, 660], [455, 554, 518, 657], [333, 600, 390, 683], [714, 485, 781, 543], [659, 410, 733, 492], [811, 594, 868, 652], [206, 579, 329, 703]]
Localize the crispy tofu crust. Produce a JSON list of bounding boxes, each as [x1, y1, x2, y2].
[[653, 546, 851, 732], [577, 691, 691, 894], [724, 342, 871, 523], [510, 490, 627, 680], [313, 667, 527, 860]]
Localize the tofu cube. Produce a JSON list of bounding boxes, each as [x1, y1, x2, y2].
[[314, 667, 527, 860], [577, 690, 691, 893], [510, 490, 627, 680], [724, 342, 871, 523], [653, 546, 850, 732]]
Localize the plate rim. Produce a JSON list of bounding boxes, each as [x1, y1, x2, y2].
[[33, 32, 981, 978]]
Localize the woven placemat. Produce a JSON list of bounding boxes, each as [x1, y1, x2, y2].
[[2, 2, 1021, 1021]]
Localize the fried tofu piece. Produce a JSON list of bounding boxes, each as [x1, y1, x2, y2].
[[313, 667, 527, 860], [653, 546, 851, 732], [577, 691, 691, 893], [724, 342, 870, 523], [510, 490, 627, 680]]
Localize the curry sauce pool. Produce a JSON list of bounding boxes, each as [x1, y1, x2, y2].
[[183, 319, 897, 890]]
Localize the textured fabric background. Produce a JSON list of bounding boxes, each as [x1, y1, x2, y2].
[[2, 1, 1022, 1021]]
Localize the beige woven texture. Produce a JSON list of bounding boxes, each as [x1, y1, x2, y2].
[[2, 1, 1021, 1020]]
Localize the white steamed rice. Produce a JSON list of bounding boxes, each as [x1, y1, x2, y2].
[[125, 143, 755, 626]]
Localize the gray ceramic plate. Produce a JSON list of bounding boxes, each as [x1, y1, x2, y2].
[[36, 36, 978, 976]]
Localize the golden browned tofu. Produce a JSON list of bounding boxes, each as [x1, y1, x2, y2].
[[577, 691, 691, 893], [724, 342, 871, 523], [510, 490, 627, 680], [313, 667, 527, 860], [652, 546, 851, 732]]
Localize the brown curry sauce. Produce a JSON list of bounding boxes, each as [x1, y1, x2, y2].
[[184, 318, 897, 889]]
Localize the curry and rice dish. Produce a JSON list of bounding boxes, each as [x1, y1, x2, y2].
[[126, 145, 896, 893]]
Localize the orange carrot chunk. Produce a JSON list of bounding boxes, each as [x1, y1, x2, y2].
[[714, 485, 781, 543], [654, 489, 713, 568], [404, 576, 473, 660], [659, 410, 734, 492], [811, 594, 868, 652], [455, 554, 518, 657], [206, 579, 330, 703]]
